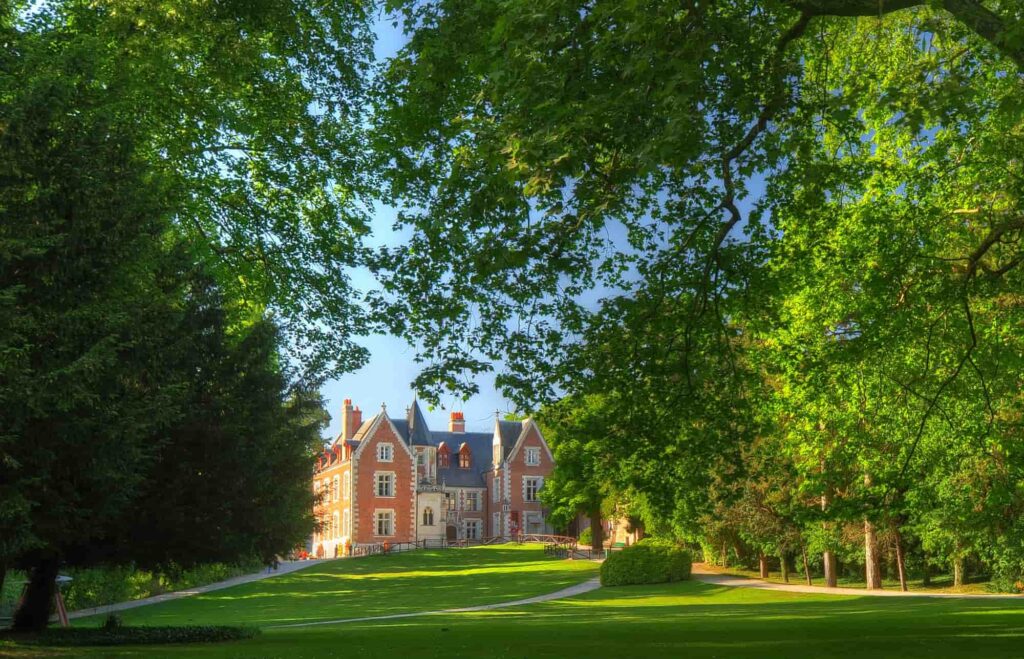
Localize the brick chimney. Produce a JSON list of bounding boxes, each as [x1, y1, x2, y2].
[[342, 399, 363, 440], [449, 411, 466, 433]]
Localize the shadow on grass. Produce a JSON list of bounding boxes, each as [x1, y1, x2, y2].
[[72, 545, 599, 628]]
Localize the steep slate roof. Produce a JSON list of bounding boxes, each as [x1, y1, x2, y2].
[[496, 420, 524, 456], [338, 402, 501, 488], [406, 400, 432, 446], [431, 431, 492, 487]]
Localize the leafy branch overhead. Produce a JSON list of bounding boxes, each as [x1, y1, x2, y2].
[[370, 0, 1024, 408]]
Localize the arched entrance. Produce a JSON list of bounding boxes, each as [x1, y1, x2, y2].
[[446, 524, 457, 542]]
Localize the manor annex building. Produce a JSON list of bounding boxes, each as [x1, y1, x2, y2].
[[312, 398, 555, 556]]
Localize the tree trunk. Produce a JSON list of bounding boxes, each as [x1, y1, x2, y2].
[[922, 552, 931, 586], [720, 541, 728, 567], [13, 555, 60, 631], [893, 525, 909, 592], [823, 551, 838, 587], [780, 552, 790, 583], [953, 549, 964, 588], [589, 503, 603, 556], [802, 547, 813, 586], [758, 552, 769, 579], [821, 487, 837, 588], [864, 518, 882, 590]]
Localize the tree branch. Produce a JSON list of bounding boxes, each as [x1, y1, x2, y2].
[[786, 0, 1024, 68]]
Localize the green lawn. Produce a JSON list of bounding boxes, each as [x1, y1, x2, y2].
[[5, 546, 1024, 658], [700, 563, 994, 594], [75, 544, 598, 627]]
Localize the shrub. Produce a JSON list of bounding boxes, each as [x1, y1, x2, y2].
[[600, 540, 692, 586], [0, 625, 259, 647], [579, 527, 593, 546], [61, 559, 262, 611]]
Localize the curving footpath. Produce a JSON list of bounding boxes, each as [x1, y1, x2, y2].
[[67, 560, 334, 620], [268, 576, 603, 629], [691, 564, 1024, 600]]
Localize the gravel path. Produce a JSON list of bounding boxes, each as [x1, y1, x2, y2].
[[268, 576, 603, 629], [691, 564, 1024, 599], [68, 560, 333, 620]]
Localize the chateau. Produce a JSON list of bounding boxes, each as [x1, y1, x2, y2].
[[312, 398, 555, 556]]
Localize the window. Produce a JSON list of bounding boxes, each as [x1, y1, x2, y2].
[[525, 447, 540, 466], [492, 512, 501, 536], [332, 475, 340, 502], [332, 511, 340, 539], [492, 479, 500, 502], [465, 491, 480, 512], [343, 471, 350, 500], [524, 476, 542, 502], [465, 519, 481, 540], [446, 491, 457, 511], [377, 443, 394, 462], [416, 450, 425, 466], [375, 510, 394, 536], [343, 509, 351, 536], [438, 443, 450, 468], [459, 443, 471, 469], [423, 507, 434, 526], [376, 472, 394, 497]]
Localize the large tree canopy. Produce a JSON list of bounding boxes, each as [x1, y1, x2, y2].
[[370, 0, 1023, 405], [10, 0, 379, 380]]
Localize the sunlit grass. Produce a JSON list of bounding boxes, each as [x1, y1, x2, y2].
[[72, 544, 598, 628], [9, 548, 1023, 658]]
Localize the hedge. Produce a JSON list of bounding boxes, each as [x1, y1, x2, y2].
[[0, 625, 259, 647], [579, 527, 593, 546], [61, 560, 262, 611], [600, 539, 692, 586]]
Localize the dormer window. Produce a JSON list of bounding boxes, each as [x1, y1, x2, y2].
[[459, 443, 471, 469], [525, 447, 540, 466], [377, 443, 393, 462], [438, 442, 450, 468]]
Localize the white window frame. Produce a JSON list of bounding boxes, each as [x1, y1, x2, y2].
[[377, 443, 394, 462], [332, 511, 340, 539], [492, 478, 500, 502], [375, 471, 395, 498], [423, 506, 435, 526], [465, 491, 480, 512], [464, 519, 481, 540], [524, 476, 542, 502], [343, 508, 351, 536], [525, 447, 540, 466], [332, 475, 340, 503], [343, 471, 350, 500], [375, 509, 395, 537]]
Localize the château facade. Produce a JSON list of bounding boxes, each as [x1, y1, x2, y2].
[[312, 398, 555, 556]]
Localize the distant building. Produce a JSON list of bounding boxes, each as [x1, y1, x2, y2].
[[312, 398, 555, 556]]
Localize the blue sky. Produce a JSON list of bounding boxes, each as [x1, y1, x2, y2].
[[319, 13, 511, 440]]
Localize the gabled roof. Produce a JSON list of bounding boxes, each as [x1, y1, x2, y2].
[[406, 399, 432, 446], [496, 420, 523, 455], [431, 431, 491, 488]]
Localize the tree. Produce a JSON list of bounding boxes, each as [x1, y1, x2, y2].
[[1, 15, 329, 628], [12, 0, 378, 380]]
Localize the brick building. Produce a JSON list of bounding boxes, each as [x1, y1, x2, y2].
[[312, 398, 556, 556]]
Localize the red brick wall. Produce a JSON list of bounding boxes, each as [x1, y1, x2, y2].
[[506, 422, 554, 533], [353, 418, 415, 544]]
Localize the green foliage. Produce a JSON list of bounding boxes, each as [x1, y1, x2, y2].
[[600, 541, 692, 587], [1, 625, 259, 646], [60, 561, 262, 612], [578, 528, 593, 546]]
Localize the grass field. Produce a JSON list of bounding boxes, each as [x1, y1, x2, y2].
[[74, 544, 599, 627], [699, 563, 993, 594], [4, 545, 1024, 658]]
